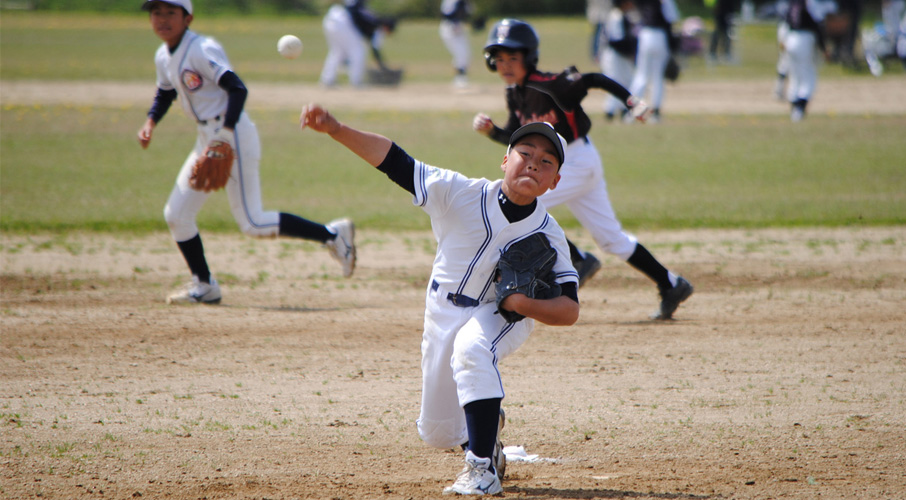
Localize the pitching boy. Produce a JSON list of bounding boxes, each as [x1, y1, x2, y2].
[[300, 103, 580, 495], [137, 0, 355, 304], [474, 18, 693, 321]]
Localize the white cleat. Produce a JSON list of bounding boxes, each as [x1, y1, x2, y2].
[[167, 276, 221, 305], [325, 218, 356, 278], [443, 450, 503, 496]]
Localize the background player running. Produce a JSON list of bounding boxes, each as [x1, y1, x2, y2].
[[473, 18, 693, 320], [300, 103, 579, 496], [137, 0, 355, 304]]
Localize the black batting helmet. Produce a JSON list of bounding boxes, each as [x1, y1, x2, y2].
[[484, 18, 539, 72]]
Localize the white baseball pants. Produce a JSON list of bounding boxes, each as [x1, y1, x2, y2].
[[629, 27, 671, 109], [439, 20, 471, 72], [783, 29, 818, 103], [601, 48, 635, 115], [320, 5, 367, 87], [164, 112, 280, 243], [539, 138, 638, 261], [416, 281, 532, 449]]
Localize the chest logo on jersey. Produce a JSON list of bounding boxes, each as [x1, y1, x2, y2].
[[181, 70, 203, 92]]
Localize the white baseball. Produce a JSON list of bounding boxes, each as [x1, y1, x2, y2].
[[277, 35, 303, 59]]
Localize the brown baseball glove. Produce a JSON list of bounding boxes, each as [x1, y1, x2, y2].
[[189, 133, 234, 192]]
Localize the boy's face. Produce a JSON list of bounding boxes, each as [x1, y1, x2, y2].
[[500, 133, 561, 205], [493, 50, 529, 86], [149, 2, 192, 48]]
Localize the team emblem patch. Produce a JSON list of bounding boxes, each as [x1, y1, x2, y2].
[[181, 70, 203, 91], [495, 24, 510, 41]]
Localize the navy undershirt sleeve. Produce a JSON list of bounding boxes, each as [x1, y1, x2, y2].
[[560, 282, 578, 303], [376, 142, 417, 195], [217, 71, 247, 129], [147, 88, 177, 123]]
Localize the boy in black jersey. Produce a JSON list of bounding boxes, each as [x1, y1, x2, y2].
[[473, 18, 693, 320]]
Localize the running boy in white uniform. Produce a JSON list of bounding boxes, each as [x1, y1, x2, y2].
[[137, 0, 355, 304], [300, 103, 580, 496]]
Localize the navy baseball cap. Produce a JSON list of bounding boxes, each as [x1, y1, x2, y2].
[[142, 0, 193, 15], [508, 122, 567, 167]]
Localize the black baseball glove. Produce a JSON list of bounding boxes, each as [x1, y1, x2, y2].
[[494, 233, 562, 323]]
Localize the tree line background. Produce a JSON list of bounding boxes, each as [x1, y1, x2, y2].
[[2, 0, 725, 18]]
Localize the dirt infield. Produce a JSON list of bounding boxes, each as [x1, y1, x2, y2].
[[2, 78, 905, 498], [2, 227, 904, 499]]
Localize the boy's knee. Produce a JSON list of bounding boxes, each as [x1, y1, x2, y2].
[[417, 418, 467, 450], [164, 206, 195, 241]]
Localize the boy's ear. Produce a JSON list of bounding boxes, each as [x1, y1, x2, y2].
[[500, 154, 508, 172], [548, 172, 561, 191]]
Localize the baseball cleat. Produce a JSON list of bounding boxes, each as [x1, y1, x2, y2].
[[651, 276, 693, 320], [442, 450, 503, 496], [167, 276, 221, 305], [325, 218, 356, 278], [574, 252, 602, 288], [493, 409, 506, 482]]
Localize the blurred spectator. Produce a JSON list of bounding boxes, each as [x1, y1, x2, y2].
[[708, 0, 740, 64], [627, 0, 680, 123], [773, 6, 791, 100], [782, 0, 828, 121], [320, 0, 396, 87], [588, 0, 614, 63], [439, 0, 474, 88], [827, 0, 862, 69], [883, 0, 905, 38], [601, 0, 639, 121]]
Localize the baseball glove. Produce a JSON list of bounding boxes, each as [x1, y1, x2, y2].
[[189, 131, 234, 192], [494, 233, 562, 323], [664, 56, 681, 82]]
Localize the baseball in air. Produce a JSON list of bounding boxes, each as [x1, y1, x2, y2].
[[277, 35, 303, 59]]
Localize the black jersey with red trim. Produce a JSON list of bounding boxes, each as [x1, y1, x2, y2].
[[490, 66, 632, 146]]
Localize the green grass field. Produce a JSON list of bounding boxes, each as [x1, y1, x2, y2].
[[1, 13, 904, 233]]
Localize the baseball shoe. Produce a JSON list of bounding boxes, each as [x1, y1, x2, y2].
[[493, 409, 506, 482], [325, 218, 356, 278], [167, 276, 221, 305], [651, 277, 693, 320], [574, 252, 602, 288], [443, 450, 503, 496]]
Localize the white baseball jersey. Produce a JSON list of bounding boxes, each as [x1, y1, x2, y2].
[[412, 160, 578, 450], [155, 30, 231, 123], [155, 30, 281, 243], [417, 164, 577, 302]]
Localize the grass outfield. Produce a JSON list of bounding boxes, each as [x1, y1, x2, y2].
[[2, 12, 901, 83], [1, 105, 904, 232], [1, 12, 904, 232]]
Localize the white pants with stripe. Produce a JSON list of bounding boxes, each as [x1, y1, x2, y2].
[[416, 281, 532, 449], [164, 112, 280, 243], [539, 137, 638, 261]]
